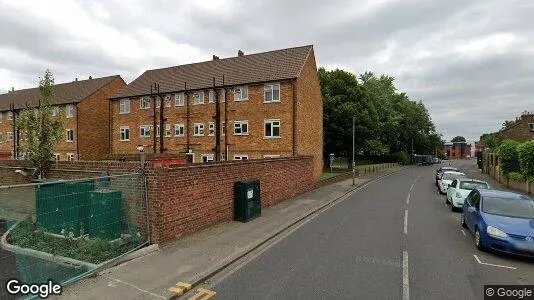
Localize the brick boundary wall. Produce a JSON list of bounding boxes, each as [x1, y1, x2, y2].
[[146, 156, 316, 244], [317, 171, 358, 187]]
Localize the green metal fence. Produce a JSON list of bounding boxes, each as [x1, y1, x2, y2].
[[0, 173, 149, 299]]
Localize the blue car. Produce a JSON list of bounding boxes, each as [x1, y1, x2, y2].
[[461, 189, 534, 258]]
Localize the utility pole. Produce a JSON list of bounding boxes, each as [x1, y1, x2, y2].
[[352, 117, 355, 186]]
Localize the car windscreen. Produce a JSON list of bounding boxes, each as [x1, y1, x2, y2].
[[442, 173, 466, 180], [438, 167, 458, 173], [459, 181, 489, 190], [482, 197, 534, 219]]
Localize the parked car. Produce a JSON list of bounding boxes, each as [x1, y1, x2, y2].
[[422, 155, 433, 165], [433, 157, 440, 164], [446, 179, 490, 211], [435, 166, 459, 187], [438, 171, 467, 194], [461, 189, 534, 258]]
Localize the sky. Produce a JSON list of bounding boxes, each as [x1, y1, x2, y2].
[[1, 0, 533, 143]]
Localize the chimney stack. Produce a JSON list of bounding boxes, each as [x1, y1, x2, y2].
[[238, 50, 244, 57], [89, 75, 92, 80], [213, 55, 219, 60], [11, 87, 14, 92], [75, 78, 78, 82]]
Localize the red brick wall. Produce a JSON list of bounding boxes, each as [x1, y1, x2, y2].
[[147, 156, 316, 243]]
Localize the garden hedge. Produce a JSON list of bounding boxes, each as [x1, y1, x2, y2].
[[518, 141, 534, 180], [498, 139, 521, 177]]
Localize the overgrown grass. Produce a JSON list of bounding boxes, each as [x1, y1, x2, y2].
[[320, 172, 341, 180], [7, 218, 139, 264]]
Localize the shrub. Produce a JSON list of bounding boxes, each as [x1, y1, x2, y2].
[[518, 141, 534, 180], [507, 172, 525, 182], [498, 140, 520, 177], [392, 151, 411, 165]]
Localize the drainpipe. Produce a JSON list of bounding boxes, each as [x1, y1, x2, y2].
[[292, 81, 297, 156], [108, 99, 112, 157], [185, 82, 190, 154], [214, 77, 221, 161], [223, 76, 228, 161], [76, 103, 79, 160]]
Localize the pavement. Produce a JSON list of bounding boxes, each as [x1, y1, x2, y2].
[[54, 165, 406, 300], [187, 159, 534, 300]]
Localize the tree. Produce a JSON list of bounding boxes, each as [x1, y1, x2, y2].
[[17, 69, 63, 178], [451, 136, 466, 143], [480, 133, 501, 151], [501, 120, 515, 131]]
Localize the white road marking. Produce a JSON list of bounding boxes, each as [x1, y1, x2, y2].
[[410, 184, 414, 191], [102, 275, 166, 299], [461, 229, 466, 236], [406, 194, 410, 205], [402, 251, 410, 300], [404, 210, 408, 235], [473, 255, 517, 270]]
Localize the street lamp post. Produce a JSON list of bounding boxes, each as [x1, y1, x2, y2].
[[352, 117, 355, 186]]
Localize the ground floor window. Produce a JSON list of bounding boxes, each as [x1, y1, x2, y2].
[[234, 154, 248, 161], [202, 154, 215, 162]]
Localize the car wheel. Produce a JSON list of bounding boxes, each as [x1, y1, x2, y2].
[[451, 203, 456, 212], [461, 214, 468, 228], [446, 196, 450, 204], [475, 228, 484, 251]]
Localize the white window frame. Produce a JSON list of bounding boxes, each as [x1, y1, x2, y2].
[[120, 126, 130, 141], [264, 155, 281, 158], [7, 112, 13, 120], [156, 125, 161, 138], [193, 91, 204, 105], [66, 105, 75, 118], [264, 119, 281, 138], [7, 132, 13, 142], [140, 97, 150, 109], [67, 153, 75, 161], [208, 90, 215, 103], [165, 124, 172, 137], [155, 97, 161, 108], [164, 95, 172, 107], [234, 154, 248, 161], [54, 153, 60, 161], [140, 125, 151, 138], [208, 122, 215, 136], [221, 122, 226, 136], [120, 99, 131, 114], [194, 123, 205, 136], [201, 154, 215, 163], [233, 121, 249, 135], [264, 83, 281, 103], [52, 106, 60, 117], [66, 129, 74, 142], [175, 93, 185, 106], [175, 124, 185, 137], [234, 86, 249, 101]]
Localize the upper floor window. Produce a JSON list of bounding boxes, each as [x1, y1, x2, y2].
[[209, 90, 216, 103], [7, 132, 14, 141], [264, 83, 281, 102], [234, 121, 249, 135], [120, 99, 130, 114], [66, 129, 75, 142], [120, 126, 130, 141], [208, 122, 215, 136], [194, 123, 205, 136], [140, 97, 150, 109], [52, 106, 60, 117], [234, 86, 248, 101], [155, 97, 161, 108], [66, 105, 76, 118], [7, 112, 13, 120], [175, 93, 185, 106], [165, 125, 172, 137], [175, 124, 185, 137], [164, 95, 172, 108], [193, 92, 204, 105], [265, 120, 281, 138], [140, 125, 151, 138]]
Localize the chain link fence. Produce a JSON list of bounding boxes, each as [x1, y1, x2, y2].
[[0, 173, 149, 299]]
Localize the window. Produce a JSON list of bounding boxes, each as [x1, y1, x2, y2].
[[140, 97, 150, 109], [175, 124, 184, 137], [7, 132, 13, 141], [66, 105, 75, 118], [0, 132, 2, 144], [67, 153, 75, 161], [54, 153, 60, 161], [156, 125, 161, 137], [264, 83, 280, 102], [120, 99, 130, 114], [202, 154, 214, 163], [234, 121, 249, 135], [264, 120, 281, 138], [175, 93, 185, 106], [120, 127, 130, 141], [0, 112, 2, 122], [194, 123, 204, 136], [208, 122, 215, 136], [155, 97, 161, 108], [209, 90, 215, 103], [140, 125, 151, 138], [164, 95, 172, 107], [193, 92, 204, 105], [165, 125, 172, 137], [52, 106, 60, 117], [221, 122, 225, 136], [234, 154, 248, 160], [220, 89, 225, 102], [264, 155, 281, 158], [529, 123, 534, 132], [7, 112, 13, 120], [234, 86, 248, 101], [66, 129, 74, 142]]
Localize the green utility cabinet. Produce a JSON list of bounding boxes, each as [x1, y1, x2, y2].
[[234, 179, 261, 222], [87, 190, 122, 240]]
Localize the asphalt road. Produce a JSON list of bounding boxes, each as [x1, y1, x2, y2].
[[193, 160, 534, 300]]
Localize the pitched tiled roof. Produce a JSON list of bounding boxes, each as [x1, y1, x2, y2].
[[0, 75, 122, 111], [110, 45, 313, 99]]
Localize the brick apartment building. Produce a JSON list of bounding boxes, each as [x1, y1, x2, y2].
[[109, 45, 324, 178], [0, 75, 126, 161], [443, 142, 472, 159], [497, 111, 534, 142]]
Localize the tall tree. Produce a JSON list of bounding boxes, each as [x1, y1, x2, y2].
[[451, 136, 466, 143], [501, 120, 515, 131], [17, 69, 63, 178]]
